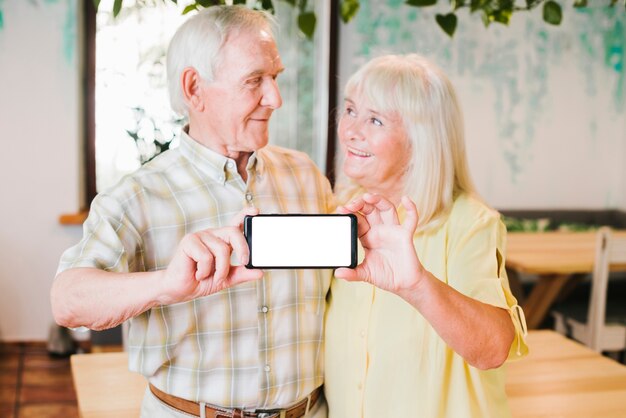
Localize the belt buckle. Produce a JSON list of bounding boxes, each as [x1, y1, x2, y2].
[[256, 411, 281, 418]]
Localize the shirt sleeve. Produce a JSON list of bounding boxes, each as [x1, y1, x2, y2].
[[446, 211, 529, 360], [56, 190, 144, 276]]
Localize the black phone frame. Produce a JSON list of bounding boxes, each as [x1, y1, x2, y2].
[[243, 214, 358, 269]]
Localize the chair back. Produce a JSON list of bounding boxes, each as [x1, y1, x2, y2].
[[588, 227, 626, 351]]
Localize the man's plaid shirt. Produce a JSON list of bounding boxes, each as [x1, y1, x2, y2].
[[58, 131, 334, 410]]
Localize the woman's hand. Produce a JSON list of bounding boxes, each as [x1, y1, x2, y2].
[[335, 193, 426, 295]]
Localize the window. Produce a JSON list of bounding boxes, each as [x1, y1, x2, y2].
[[82, 0, 338, 206]]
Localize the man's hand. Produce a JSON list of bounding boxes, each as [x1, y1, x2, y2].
[[334, 194, 426, 295], [158, 207, 263, 305]]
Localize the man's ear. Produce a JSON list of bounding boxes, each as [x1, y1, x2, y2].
[[181, 67, 204, 112]]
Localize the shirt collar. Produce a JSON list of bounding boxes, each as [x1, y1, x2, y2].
[[179, 127, 264, 184]]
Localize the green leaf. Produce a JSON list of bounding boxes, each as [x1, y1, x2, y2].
[[480, 10, 491, 27], [406, 0, 437, 6], [298, 0, 308, 13], [492, 9, 512, 25], [197, 0, 217, 7], [93, 0, 101, 11], [298, 11, 316, 39], [543, 1, 562, 25], [435, 13, 457, 37], [340, 0, 360, 23], [573, 0, 587, 7], [451, 0, 465, 10], [283, 0, 297, 6], [182, 4, 197, 14], [113, 0, 123, 17], [470, 0, 488, 13], [261, 0, 274, 13], [233, 0, 246, 4], [609, 0, 618, 6]]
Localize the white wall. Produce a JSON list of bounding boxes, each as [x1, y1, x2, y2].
[[622, 124, 626, 211], [338, 2, 626, 210], [0, 1, 625, 340], [0, 0, 84, 341]]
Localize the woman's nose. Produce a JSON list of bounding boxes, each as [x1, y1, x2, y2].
[[341, 117, 363, 141]]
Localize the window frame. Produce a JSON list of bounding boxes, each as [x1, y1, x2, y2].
[[78, 1, 340, 215]]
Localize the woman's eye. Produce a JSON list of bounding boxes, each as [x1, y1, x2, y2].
[[346, 107, 356, 117], [371, 118, 383, 127]]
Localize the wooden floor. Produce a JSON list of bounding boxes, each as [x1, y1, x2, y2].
[[0, 342, 78, 418]]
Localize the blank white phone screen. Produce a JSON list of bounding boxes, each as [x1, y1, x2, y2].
[[250, 216, 353, 267]]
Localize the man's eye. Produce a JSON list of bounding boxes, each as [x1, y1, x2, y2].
[[247, 77, 262, 85]]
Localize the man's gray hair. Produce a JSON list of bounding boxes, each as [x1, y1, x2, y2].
[[166, 5, 277, 116]]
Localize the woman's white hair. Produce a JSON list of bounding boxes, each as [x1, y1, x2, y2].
[[166, 5, 277, 116], [335, 54, 478, 232]]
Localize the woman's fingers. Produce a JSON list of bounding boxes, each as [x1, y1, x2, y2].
[[339, 199, 380, 234], [347, 197, 383, 226], [334, 267, 356, 280], [337, 208, 370, 238], [363, 193, 399, 225], [400, 196, 419, 234], [341, 198, 367, 214], [335, 265, 369, 282]]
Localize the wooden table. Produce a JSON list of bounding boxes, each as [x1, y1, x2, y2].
[[506, 231, 626, 329], [507, 330, 626, 417], [71, 353, 146, 418], [71, 331, 626, 418]]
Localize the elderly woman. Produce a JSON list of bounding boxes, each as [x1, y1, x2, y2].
[[324, 54, 528, 418]]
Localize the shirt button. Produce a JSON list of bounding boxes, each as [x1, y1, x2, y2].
[[261, 306, 269, 313], [227, 161, 235, 169], [245, 192, 253, 202], [357, 382, 363, 390], [360, 329, 366, 338], [264, 364, 271, 372], [218, 175, 225, 183]]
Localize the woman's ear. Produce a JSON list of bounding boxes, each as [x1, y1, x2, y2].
[[181, 67, 204, 112]]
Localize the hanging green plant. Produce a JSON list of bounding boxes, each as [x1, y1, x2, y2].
[[93, 0, 626, 39]]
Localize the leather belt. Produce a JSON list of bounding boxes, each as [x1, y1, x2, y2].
[[149, 383, 321, 418]]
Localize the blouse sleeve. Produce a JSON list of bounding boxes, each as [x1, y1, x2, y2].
[[446, 210, 528, 360]]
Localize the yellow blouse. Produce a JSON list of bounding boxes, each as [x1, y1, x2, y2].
[[324, 194, 528, 418]]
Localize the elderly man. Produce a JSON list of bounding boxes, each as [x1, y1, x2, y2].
[[51, 6, 333, 418]]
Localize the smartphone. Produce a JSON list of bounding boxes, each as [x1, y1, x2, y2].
[[244, 214, 358, 269]]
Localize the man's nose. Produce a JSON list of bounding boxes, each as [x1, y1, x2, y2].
[[261, 78, 282, 109]]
